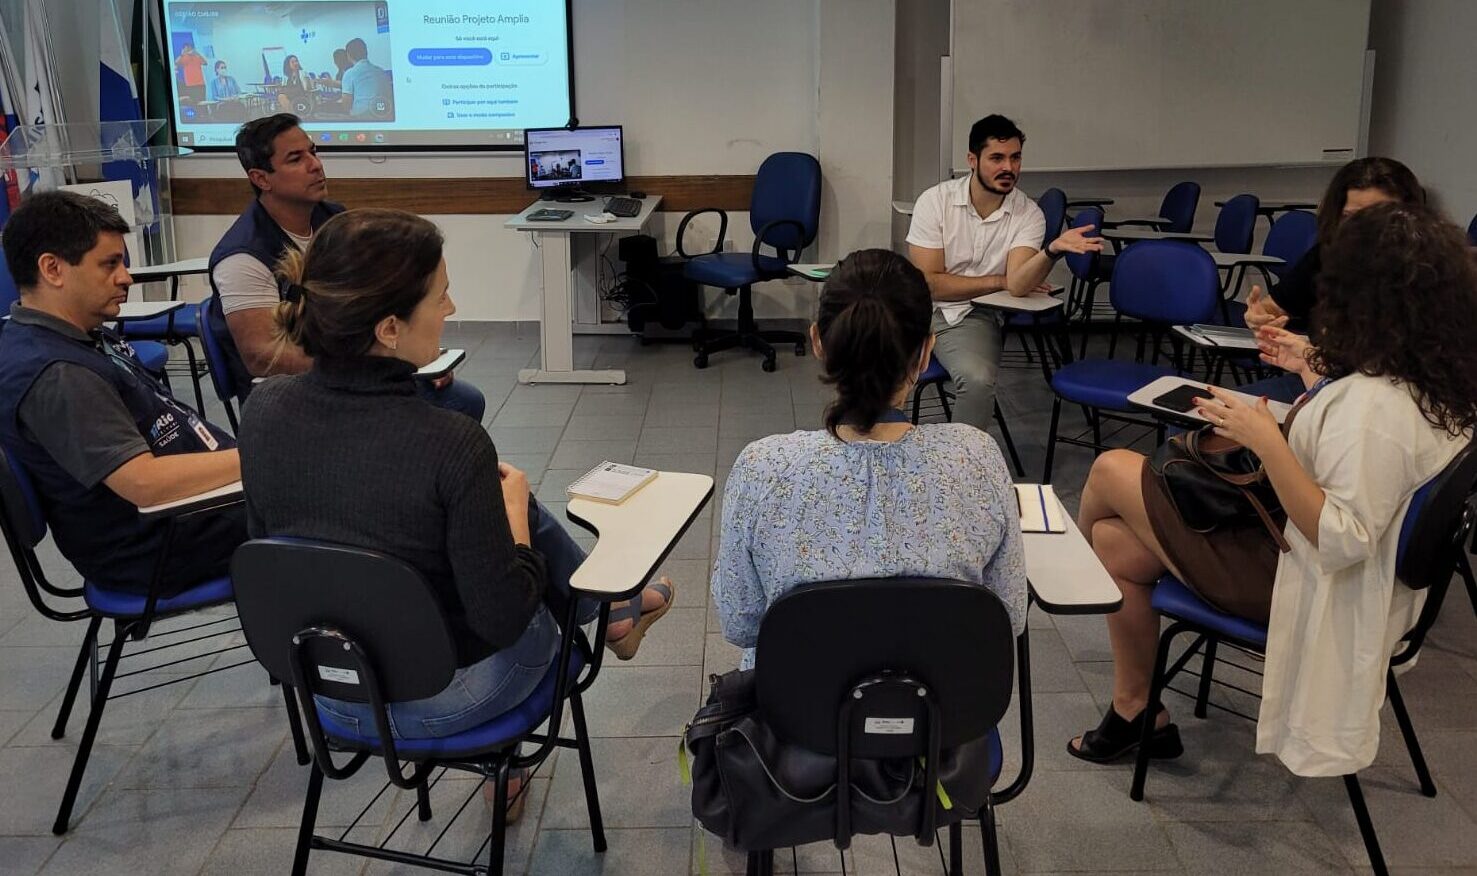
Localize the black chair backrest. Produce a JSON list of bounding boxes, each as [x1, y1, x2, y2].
[[1397, 441, 1477, 591], [754, 578, 1015, 756], [231, 538, 458, 704], [0, 446, 46, 550]]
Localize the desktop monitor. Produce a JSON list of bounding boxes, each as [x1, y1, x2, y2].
[[525, 126, 625, 193]]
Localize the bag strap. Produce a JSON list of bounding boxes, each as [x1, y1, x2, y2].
[[1242, 487, 1291, 553]]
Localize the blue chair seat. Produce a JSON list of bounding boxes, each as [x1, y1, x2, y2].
[[122, 308, 200, 340], [918, 355, 949, 384], [1050, 360, 1176, 411], [1150, 575, 1268, 649], [133, 341, 169, 373], [83, 574, 233, 618], [684, 253, 791, 288], [316, 650, 587, 759]]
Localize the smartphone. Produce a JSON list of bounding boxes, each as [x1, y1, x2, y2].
[[1152, 384, 1213, 413], [416, 348, 466, 379]]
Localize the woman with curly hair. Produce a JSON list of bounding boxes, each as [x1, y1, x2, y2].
[[1065, 202, 1477, 778]]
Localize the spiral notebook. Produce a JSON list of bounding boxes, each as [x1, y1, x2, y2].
[[567, 462, 659, 505], [1015, 484, 1068, 534]]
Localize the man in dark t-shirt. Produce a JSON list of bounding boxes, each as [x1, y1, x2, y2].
[[0, 192, 244, 594]]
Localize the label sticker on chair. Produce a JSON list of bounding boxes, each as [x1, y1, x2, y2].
[[318, 665, 360, 685], [863, 717, 914, 735]]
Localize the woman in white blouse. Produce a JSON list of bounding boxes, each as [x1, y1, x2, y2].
[[1065, 202, 1477, 777]]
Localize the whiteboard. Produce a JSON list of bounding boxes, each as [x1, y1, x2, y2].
[[950, 0, 1371, 171]]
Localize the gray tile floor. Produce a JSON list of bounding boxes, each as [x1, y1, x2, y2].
[[3, 321, 1476, 874]]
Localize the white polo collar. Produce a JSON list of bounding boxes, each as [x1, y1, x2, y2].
[[950, 175, 1015, 222]]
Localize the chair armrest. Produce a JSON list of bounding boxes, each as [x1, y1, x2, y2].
[[752, 219, 809, 274], [1100, 217, 1170, 231], [137, 481, 245, 521], [675, 208, 729, 259]]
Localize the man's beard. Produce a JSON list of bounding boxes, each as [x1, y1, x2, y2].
[[976, 167, 1015, 196]]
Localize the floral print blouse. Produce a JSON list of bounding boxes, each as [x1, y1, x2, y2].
[[712, 424, 1028, 669]]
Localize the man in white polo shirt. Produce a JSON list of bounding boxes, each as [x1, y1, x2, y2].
[[907, 114, 1101, 430]]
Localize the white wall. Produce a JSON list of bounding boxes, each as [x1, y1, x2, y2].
[[163, 0, 897, 323], [1367, 0, 1477, 225]]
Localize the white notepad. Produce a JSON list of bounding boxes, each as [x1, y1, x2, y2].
[[567, 462, 659, 505], [1016, 484, 1068, 534]]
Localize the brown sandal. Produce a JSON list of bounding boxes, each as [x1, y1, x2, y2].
[[605, 578, 676, 661]]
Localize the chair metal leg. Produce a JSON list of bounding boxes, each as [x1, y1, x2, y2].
[[181, 339, 206, 414], [281, 682, 310, 765], [416, 778, 433, 822], [292, 765, 325, 876], [488, 761, 510, 876], [993, 403, 1026, 478], [948, 821, 963, 876], [1042, 398, 1062, 483], [745, 849, 774, 876], [1385, 671, 1436, 797], [1460, 551, 1477, 619], [979, 795, 1003, 876], [1130, 625, 1180, 802], [1343, 774, 1389, 876], [52, 616, 102, 740], [1194, 638, 1218, 719], [53, 621, 128, 834], [569, 691, 608, 853]]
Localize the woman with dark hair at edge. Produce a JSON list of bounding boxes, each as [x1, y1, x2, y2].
[[1066, 202, 1477, 779], [711, 248, 1028, 670], [239, 209, 675, 817], [1240, 157, 1425, 402]]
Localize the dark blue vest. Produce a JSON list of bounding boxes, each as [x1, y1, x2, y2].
[[207, 198, 345, 399], [0, 319, 236, 591]]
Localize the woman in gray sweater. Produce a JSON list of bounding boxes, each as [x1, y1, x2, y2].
[[238, 209, 673, 752]]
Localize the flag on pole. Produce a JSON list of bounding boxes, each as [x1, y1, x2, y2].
[[0, 9, 24, 215], [19, 0, 65, 194], [101, 0, 159, 230]]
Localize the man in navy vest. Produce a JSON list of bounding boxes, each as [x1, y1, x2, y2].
[[0, 192, 245, 595], [208, 113, 484, 418]]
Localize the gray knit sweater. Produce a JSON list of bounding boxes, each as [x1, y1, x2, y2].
[[238, 355, 546, 665]]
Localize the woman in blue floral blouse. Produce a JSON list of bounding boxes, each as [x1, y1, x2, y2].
[[712, 248, 1027, 669]]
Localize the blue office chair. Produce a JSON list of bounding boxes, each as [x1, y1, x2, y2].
[[232, 537, 608, 876], [1260, 209, 1317, 284], [1041, 241, 1220, 482], [1061, 208, 1118, 358], [743, 578, 1020, 875], [911, 354, 1025, 477], [1038, 187, 1067, 249], [0, 447, 301, 834], [121, 305, 207, 412], [1102, 181, 1201, 234], [197, 299, 243, 433], [679, 152, 821, 372], [1212, 194, 1259, 256], [1130, 442, 1477, 876]]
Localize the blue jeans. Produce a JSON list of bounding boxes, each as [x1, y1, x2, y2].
[[317, 499, 597, 739], [414, 376, 486, 421]]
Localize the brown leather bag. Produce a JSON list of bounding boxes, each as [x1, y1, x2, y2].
[[1149, 426, 1291, 552]]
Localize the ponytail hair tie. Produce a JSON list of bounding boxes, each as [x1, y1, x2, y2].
[[284, 282, 307, 303]]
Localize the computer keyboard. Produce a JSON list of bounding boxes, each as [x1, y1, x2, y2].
[[604, 196, 642, 218]]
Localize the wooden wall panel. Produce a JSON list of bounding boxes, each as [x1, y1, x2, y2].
[[172, 174, 755, 216]]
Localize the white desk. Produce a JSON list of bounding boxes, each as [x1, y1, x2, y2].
[[1170, 324, 1259, 352], [974, 288, 1065, 313], [891, 200, 915, 216], [129, 257, 210, 283], [137, 481, 244, 519], [1066, 196, 1115, 208], [1101, 227, 1214, 244], [1210, 251, 1284, 270], [1128, 375, 1292, 427], [114, 300, 186, 321], [1021, 488, 1122, 614], [787, 263, 834, 282], [566, 471, 714, 599], [506, 197, 663, 385]]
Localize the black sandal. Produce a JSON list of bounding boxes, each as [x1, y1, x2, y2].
[[1067, 705, 1184, 764]]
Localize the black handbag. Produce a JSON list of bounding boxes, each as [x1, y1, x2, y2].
[[1149, 425, 1291, 551], [682, 669, 997, 851]]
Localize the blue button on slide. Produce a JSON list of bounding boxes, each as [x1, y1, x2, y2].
[[408, 48, 492, 66], [586, 159, 605, 166]]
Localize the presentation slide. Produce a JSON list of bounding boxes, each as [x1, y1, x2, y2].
[[159, 0, 573, 150]]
